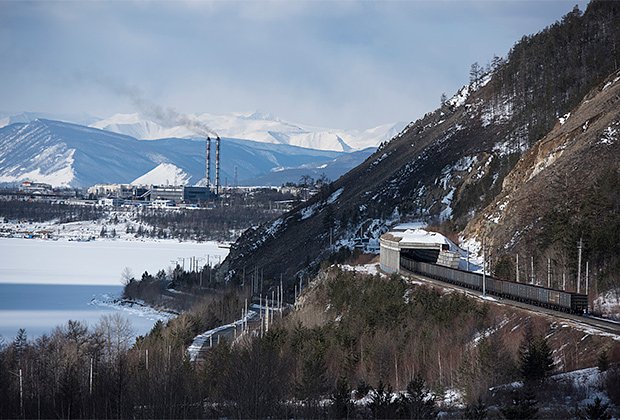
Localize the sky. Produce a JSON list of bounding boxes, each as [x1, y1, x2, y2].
[[0, 0, 589, 130]]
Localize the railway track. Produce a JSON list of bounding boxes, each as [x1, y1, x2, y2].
[[401, 268, 620, 336]]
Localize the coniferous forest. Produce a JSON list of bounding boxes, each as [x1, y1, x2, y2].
[[1, 266, 619, 419]]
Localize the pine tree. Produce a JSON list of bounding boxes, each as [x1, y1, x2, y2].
[[518, 324, 554, 383], [469, 62, 483, 86], [500, 386, 538, 419], [464, 397, 488, 420], [368, 381, 396, 419], [330, 377, 353, 419], [440, 92, 448, 107], [12, 328, 28, 363], [576, 397, 611, 420], [396, 375, 437, 419], [295, 350, 328, 404], [597, 350, 609, 372]]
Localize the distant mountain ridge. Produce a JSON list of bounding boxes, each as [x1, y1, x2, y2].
[[90, 112, 405, 152], [0, 111, 100, 128], [0, 119, 374, 188]]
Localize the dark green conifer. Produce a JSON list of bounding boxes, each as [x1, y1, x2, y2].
[[500, 386, 538, 419]]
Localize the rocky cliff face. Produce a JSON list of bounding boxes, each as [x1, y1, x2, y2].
[[464, 70, 620, 291], [220, 1, 620, 294]]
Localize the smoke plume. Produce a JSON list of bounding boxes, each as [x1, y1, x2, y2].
[[83, 74, 218, 137]]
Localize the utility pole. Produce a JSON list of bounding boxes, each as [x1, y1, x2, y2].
[[19, 368, 23, 418], [577, 237, 583, 294], [547, 257, 551, 288], [280, 274, 283, 310], [276, 284, 279, 315], [585, 261, 589, 297], [266, 300, 270, 333], [482, 237, 486, 297], [466, 247, 470, 271], [516, 254, 519, 283], [530, 256, 534, 285], [563, 271, 566, 291], [244, 298, 248, 332]]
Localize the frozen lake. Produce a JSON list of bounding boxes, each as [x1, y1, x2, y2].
[[0, 238, 229, 340]]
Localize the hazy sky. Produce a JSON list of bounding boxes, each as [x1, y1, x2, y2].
[[0, 0, 588, 129]]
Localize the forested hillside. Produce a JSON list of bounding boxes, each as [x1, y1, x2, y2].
[[221, 1, 620, 296], [465, 69, 620, 293], [2, 267, 618, 418]]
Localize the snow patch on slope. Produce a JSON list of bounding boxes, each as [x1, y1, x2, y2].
[[0, 124, 76, 187], [593, 289, 620, 320], [599, 122, 618, 145], [131, 163, 191, 186]]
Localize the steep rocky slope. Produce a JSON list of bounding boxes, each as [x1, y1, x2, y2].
[[464, 70, 620, 291], [220, 1, 620, 291]]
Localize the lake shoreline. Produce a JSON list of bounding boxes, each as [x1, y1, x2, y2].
[[0, 238, 227, 339]]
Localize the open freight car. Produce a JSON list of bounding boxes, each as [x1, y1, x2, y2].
[[400, 257, 588, 314]]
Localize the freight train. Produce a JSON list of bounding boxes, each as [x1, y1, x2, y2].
[[400, 256, 588, 314]]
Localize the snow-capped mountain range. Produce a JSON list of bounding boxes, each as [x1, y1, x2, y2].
[[89, 111, 406, 152], [0, 118, 375, 188]]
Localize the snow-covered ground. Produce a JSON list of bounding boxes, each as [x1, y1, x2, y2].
[[339, 263, 385, 277], [187, 309, 258, 361], [593, 289, 620, 321], [2, 214, 180, 243], [490, 367, 612, 410]]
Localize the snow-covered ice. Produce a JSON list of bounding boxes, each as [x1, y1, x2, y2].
[[0, 238, 228, 339], [0, 237, 227, 285]]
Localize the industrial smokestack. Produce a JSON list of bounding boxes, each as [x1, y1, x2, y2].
[[206, 137, 211, 188], [215, 136, 221, 195]]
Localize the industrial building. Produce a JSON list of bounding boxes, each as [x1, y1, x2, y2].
[[88, 134, 221, 205], [182, 186, 212, 203], [379, 227, 460, 273], [148, 185, 184, 201], [88, 184, 148, 200]]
